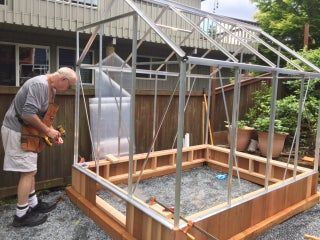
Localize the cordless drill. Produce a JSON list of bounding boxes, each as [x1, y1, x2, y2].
[[43, 125, 66, 146]]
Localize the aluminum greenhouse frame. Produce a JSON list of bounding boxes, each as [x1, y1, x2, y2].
[[66, 0, 320, 239]]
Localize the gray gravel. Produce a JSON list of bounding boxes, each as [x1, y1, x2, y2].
[[0, 170, 319, 240], [98, 166, 261, 216], [0, 190, 111, 240]]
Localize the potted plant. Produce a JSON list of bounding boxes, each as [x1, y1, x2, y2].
[[253, 117, 289, 157], [226, 120, 254, 152]]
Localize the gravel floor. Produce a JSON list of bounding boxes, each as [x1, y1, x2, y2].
[[0, 172, 319, 240], [98, 166, 261, 216]]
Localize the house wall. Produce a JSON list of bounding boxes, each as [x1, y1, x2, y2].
[[0, 0, 203, 48], [0, 0, 257, 52], [0, 24, 219, 91], [0, 0, 258, 90]]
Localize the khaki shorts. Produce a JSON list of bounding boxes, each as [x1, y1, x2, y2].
[[1, 125, 37, 172]]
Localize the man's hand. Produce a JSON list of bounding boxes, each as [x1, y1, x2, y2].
[[46, 127, 61, 141], [55, 137, 64, 145]]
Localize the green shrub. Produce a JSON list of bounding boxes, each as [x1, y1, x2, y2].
[[253, 117, 289, 135], [244, 82, 271, 126], [242, 48, 320, 154], [243, 80, 319, 154]]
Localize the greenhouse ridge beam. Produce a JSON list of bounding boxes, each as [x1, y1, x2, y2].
[[187, 57, 320, 78]]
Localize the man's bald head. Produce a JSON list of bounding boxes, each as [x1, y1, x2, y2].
[[57, 67, 77, 86]]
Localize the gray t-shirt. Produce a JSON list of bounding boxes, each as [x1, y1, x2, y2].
[[2, 75, 55, 132]]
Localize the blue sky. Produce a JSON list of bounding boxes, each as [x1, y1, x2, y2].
[[201, 0, 257, 21]]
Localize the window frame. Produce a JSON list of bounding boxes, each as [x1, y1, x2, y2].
[[48, 0, 98, 9], [0, 41, 50, 87], [136, 55, 168, 81], [57, 46, 95, 85]]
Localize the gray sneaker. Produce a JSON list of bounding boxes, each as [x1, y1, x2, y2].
[[12, 208, 47, 227]]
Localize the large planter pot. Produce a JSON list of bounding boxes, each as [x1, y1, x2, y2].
[[228, 127, 253, 152], [257, 131, 287, 158]]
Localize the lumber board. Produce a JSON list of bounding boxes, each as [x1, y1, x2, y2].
[[109, 159, 205, 185], [206, 159, 278, 185], [207, 145, 311, 172], [66, 186, 135, 240], [305, 234, 320, 240], [106, 154, 119, 163], [87, 145, 208, 167], [85, 175, 96, 205], [150, 203, 173, 219], [186, 175, 319, 240], [230, 193, 320, 240], [125, 203, 182, 240], [96, 196, 126, 226]]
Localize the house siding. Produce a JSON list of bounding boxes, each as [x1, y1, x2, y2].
[[0, 0, 256, 90], [0, 0, 205, 48]]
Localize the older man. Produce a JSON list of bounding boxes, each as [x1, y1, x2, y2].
[[1, 67, 77, 227]]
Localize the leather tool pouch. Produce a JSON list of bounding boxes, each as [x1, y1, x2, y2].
[[21, 103, 59, 153]]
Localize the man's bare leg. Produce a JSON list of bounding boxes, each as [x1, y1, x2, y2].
[[17, 171, 36, 206]]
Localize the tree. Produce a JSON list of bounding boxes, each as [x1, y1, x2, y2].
[[251, 0, 320, 50]]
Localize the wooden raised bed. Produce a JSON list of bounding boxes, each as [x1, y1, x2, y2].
[[66, 144, 319, 240]]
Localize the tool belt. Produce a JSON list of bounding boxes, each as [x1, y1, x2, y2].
[[20, 103, 59, 153]]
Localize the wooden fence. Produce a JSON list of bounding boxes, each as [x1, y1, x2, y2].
[[0, 77, 267, 198]]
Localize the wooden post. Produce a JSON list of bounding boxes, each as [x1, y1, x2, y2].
[[202, 101, 205, 144], [203, 94, 214, 145], [210, 66, 217, 138], [304, 23, 310, 49], [106, 44, 115, 56], [85, 175, 96, 205]]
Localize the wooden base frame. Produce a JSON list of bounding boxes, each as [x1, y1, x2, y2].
[[66, 144, 319, 240]]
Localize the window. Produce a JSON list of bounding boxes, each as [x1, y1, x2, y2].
[[0, 44, 15, 86], [0, 0, 4, 5], [19, 47, 50, 85], [0, 43, 49, 86], [58, 47, 94, 84], [68, 0, 98, 7], [136, 56, 167, 80]]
